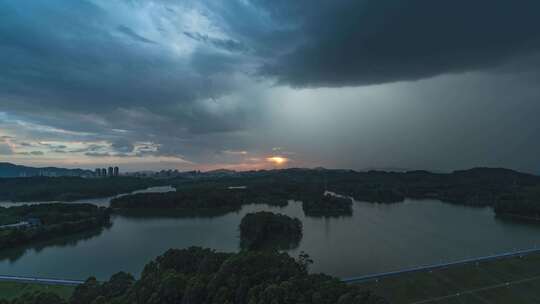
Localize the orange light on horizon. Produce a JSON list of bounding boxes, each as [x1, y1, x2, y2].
[[266, 156, 288, 166]]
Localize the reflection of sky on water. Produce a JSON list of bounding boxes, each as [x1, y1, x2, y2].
[[0, 198, 539, 281]]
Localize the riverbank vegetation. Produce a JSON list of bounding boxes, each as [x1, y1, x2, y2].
[[490, 183, 540, 219], [239, 211, 303, 250], [3, 247, 387, 304], [0, 204, 110, 250], [0, 177, 163, 202]]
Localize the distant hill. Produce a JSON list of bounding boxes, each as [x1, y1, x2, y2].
[[205, 169, 236, 175], [361, 167, 411, 172], [0, 162, 92, 178]]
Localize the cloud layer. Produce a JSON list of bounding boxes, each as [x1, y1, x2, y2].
[[259, 0, 540, 86], [1, 0, 540, 172]]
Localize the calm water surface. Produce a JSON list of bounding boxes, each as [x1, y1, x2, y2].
[[1, 197, 540, 280]]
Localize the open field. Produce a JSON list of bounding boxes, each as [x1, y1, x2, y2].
[[356, 252, 540, 304], [0, 281, 74, 300]]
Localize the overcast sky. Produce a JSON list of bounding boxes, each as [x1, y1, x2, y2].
[[1, 0, 540, 173]]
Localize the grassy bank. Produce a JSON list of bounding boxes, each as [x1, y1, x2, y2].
[[0, 281, 74, 300], [356, 252, 540, 304]]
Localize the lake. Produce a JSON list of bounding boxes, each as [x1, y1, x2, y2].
[[0, 195, 540, 281]]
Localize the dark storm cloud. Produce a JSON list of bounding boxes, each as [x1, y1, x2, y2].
[[257, 0, 540, 87], [183, 32, 246, 53], [0, 0, 264, 162], [111, 139, 135, 153], [4, 0, 537, 126], [117, 25, 157, 45], [0, 0, 243, 115], [70, 144, 107, 154], [2, 0, 540, 170]]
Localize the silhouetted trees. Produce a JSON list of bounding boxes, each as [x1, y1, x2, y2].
[[66, 247, 388, 304], [3, 291, 66, 304], [239, 211, 303, 250], [0, 176, 163, 202], [110, 188, 248, 213], [494, 186, 540, 219]]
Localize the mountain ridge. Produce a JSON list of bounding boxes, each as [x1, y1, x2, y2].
[[0, 162, 92, 178]]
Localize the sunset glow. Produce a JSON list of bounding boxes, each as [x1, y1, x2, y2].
[[266, 156, 289, 166]]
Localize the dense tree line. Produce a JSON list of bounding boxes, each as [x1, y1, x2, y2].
[[239, 212, 303, 250], [494, 185, 540, 219], [0, 177, 163, 202], [110, 182, 293, 212], [0, 204, 110, 249], [111, 188, 249, 213], [109, 167, 540, 220], [2, 167, 538, 208], [111, 178, 350, 217], [186, 167, 540, 214], [1, 247, 387, 304]]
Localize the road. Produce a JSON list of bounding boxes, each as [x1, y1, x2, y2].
[[0, 275, 84, 286], [342, 247, 540, 283]]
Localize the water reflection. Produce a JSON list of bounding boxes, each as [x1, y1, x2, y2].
[[0, 186, 173, 264], [0, 198, 540, 280], [115, 208, 239, 220], [0, 225, 111, 263]]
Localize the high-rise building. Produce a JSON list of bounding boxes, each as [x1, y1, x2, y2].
[[108, 167, 114, 177], [113, 166, 119, 177], [95, 168, 101, 177], [101, 168, 107, 177]]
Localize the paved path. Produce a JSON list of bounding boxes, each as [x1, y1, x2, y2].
[[342, 247, 540, 283], [0, 275, 84, 286]]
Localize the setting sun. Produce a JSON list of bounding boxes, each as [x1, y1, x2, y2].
[[266, 156, 288, 166]]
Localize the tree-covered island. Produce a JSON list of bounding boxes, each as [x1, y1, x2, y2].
[[239, 211, 303, 250]]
